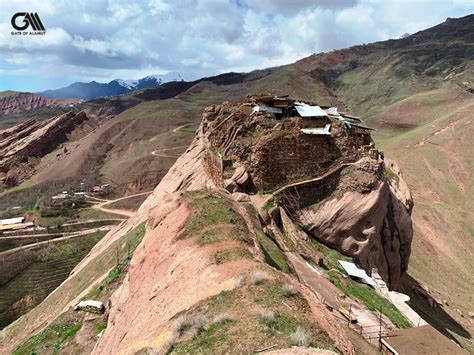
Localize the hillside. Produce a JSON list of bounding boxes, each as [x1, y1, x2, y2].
[[0, 14, 472, 353]]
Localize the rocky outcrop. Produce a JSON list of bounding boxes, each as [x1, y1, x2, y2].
[[0, 93, 58, 116], [0, 111, 88, 186], [296, 159, 413, 290], [201, 97, 412, 290]]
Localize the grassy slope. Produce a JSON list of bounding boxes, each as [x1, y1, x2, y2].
[[328, 23, 473, 341], [373, 88, 473, 315]]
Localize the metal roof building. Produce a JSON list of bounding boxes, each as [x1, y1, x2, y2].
[[294, 103, 328, 117]]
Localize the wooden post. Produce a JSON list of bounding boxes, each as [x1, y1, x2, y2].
[[378, 307, 383, 350]]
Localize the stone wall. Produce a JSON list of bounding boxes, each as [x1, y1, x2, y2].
[[276, 165, 347, 213], [250, 130, 342, 190]]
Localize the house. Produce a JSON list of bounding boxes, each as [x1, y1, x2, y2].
[[0, 217, 33, 232], [294, 102, 329, 130]]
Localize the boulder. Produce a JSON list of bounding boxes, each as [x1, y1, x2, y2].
[[224, 179, 238, 193], [231, 192, 250, 202], [74, 300, 105, 314]]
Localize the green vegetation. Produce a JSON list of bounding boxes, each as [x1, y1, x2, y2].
[[85, 222, 146, 300], [13, 321, 81, 355], [0, 232, 106, 329], [213, 247, 252, 264], [241, 202, 289, 273], [327, 272, 411, 328], [186, 191, 246, 237], [198, 225, 248, 245], [384, 167, 400, 183], [262, 195, 280, 212], [256, 231, 289, 273], [180, 123, 199, 133], [282, 232, 297, 251], [96, 321, 107, 333], [170, 277, 336, 354], [170, 319, 230, 354], [309, 238, 410, 327], [308, 239, 351, 272]]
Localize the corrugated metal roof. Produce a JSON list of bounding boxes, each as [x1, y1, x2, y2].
[[0, 217, 25, 225], [300, 124, 331, 135], [294, 104, 328, 117], [252, 105, 283, 114], [338, 260, 375, 286]]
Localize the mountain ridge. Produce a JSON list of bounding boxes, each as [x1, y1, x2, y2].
[[41, 72, 184, 100]]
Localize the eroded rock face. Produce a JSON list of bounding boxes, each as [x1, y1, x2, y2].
[[0, 93, 58, 116], [0, 111, 87, 187], [296, 159, 413, 290]]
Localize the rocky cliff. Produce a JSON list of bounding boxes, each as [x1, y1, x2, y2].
[[0, 111, 88, 187], [200, 95, 413, 290], [0, 93, 58, 116]]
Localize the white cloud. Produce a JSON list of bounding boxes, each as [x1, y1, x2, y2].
[[73, 36, 117, 56], [0, 0, 472, 91]]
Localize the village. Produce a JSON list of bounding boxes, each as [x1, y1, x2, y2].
[[0, 182, 113, 234]]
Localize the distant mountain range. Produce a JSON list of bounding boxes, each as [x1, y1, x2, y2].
[[41, 72, 183, 100]]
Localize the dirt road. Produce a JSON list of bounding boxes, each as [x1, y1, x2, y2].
[[87, 191, 152, 218]]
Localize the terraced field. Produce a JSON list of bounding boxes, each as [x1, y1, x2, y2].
[[0, 233, 103, 329]]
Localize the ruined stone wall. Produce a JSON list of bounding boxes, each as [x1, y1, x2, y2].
[[277, 165, 346, 213], [250, 130, 342, 190]]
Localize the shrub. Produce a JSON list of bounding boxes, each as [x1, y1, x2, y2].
[[251, 271, 268, 285], [192, 314, 208, 332], [160, 331, 179, 353], [257, 309, 276, 326], [212, 313, 231, 324], [282, 283, 298, 297], [176, 315, 191, 332], [289, 327, 311, 347], [234, 275, 246, 288]]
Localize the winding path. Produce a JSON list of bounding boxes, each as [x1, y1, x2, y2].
[[86, 191, 152, 218]]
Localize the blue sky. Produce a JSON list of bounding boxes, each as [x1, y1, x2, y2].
[[0, 0, 472, 92]]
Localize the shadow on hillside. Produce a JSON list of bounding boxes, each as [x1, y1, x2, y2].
[[401, 274, 471, 341]]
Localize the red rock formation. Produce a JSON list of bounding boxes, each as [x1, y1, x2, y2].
[[0, 111, 88, 186], [0, 93, 58, 116]]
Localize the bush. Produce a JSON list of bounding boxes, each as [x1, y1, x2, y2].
[[176, 315, 192, 332], [212, 313, 231, 324], [282, 283, 298, 297], [192, 314, 208, 332], [257, 309, 276, 326], [234, 275, 245, 288], [251, 271, 268, 285], [289, 327, 311, 347]]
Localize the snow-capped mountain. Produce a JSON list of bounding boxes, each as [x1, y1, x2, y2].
[[41, 72, 184, 100], [116, 72, 183, 91], [395, 32, 411, 39]]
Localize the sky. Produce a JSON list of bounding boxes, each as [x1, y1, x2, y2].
[[0, 0, 473, 92]]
